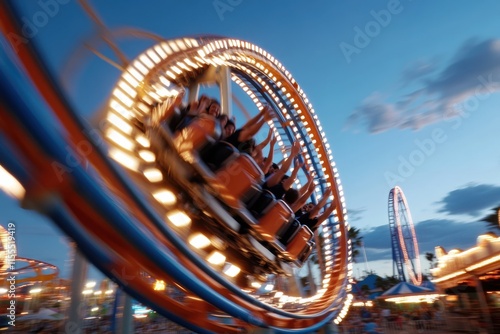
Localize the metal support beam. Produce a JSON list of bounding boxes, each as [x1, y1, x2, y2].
[[187, 83, 200, 103], [307, 259, 318, 296], [217, 65, 232, 117], [472, 274, 493, 332], [113, 289, 134, 334], [65, 245, 88, 333], [292, 268, 306, 298]]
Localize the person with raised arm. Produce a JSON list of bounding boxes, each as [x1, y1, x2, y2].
[[255, 129, 277, 174], [298, 187, 336, 232], [284, 172, 315, 213], [224, 105, 275, 155], [263, 141, 301, 199], [173, 94, 211, 131]]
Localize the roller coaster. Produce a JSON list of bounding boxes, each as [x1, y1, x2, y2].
[[0, 2, 353, 333]]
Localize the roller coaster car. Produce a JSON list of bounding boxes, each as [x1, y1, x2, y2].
[[282, 225, 314, 266], [251, 199, 294, 247], [211, 153, 263, 209], [150, 99, 313, 268], [200, 141, 239, 172], [210, 160, 315, 266], [172, 114, 222, 164], [246, 189, 276, 218], [298, 241, 315, 266], [249, 199, 314, 265]]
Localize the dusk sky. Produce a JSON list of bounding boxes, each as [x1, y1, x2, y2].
[[1, 0, 500, 282]]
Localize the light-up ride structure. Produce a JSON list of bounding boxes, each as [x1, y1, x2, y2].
[[388, 186, 422, 285], [0, 224, 59, 297], [0, 3, 353, 332]]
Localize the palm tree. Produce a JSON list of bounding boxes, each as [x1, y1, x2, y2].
[[375, 275, 400, 291], [480, 206, 500, 232], [348, 226, 363, 263]]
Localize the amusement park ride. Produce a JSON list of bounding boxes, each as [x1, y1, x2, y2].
[[388, 186, 422, 286], [0, 1, 354, 333]]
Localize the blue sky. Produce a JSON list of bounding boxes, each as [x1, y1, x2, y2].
[[1, 0, 500, 281]]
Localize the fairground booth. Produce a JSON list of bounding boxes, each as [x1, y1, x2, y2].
[[431, 232, 500, 333]]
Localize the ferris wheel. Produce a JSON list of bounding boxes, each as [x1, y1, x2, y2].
[[388, 186, 422, 285], [0, 3, 353, 331]]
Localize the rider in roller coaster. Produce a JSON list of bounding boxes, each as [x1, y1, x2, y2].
[[163, 93, 333, 237]]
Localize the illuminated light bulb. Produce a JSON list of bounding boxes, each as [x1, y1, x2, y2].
[[159, 76, 171, 87], [107, 113, 132, 134], [166, 71, 176, 79], [153, 189, 176, 206], [223, 264, 241, 277], [138, 151, 155, 163], [184, 58, 199, 69], [118, 81, 137, 98], [122, 73, 139, 89], [109, 148, 140, 171], [207, 251, 226, 265], [136, 102, 150, 114], [143, 168, 163, 182], [139, 55, 154, 69], [176, 61, 189, 71], [154, 280, 166, 291], [160, 42, 172, 55], [106, 128, 134, 151], [188, 233, 211, 249], [0, 166, 25, 199], [113, 88, 133, 107], [251, 281, 262, 289], [168, 41, 180, 52], [133, 59, 148, 75], [135, 135, 150, 147], [171, 66, 182, 74], [147, 50, 161, 63], [110, 99, 132, 119], [154, 45, 167, 58], [166, 210, 191, 227], [128, 67, 144, 82]]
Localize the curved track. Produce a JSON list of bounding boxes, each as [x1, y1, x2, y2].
[[388, 186, 422, 285], [0, 3, 352, 332]]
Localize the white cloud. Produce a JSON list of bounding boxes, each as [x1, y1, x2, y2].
[[437, 183, 500, 217], [347, 38, 500, 133]]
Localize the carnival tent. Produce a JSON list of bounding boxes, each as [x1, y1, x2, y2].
[[381, 282, 431, 297], [420, 280, 436, 291], [352, 274, 384, 300], [379, 282, 442, 304]]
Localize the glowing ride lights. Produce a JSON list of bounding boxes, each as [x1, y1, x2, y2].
[[388, 186, 422, 285], [431, 233, 500, 288], [384, 293, 445, 304], [0, 165, 25, 200], [101, 35, 352, 329]]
